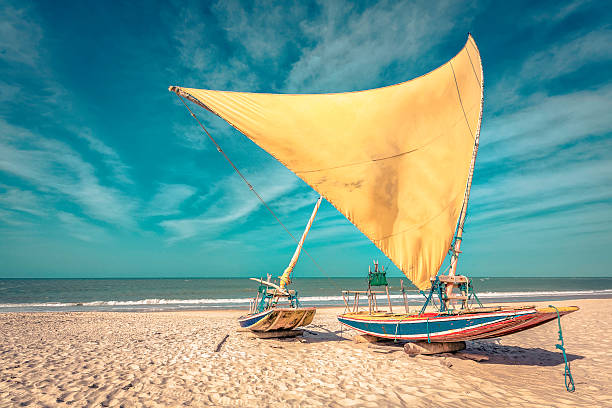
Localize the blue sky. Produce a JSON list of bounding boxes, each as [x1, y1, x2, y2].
[[0, 0, 610, 279]]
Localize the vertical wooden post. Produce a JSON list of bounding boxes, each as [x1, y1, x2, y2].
[[254, 292, 260, 313], [401, 280, 409, 313], [386, 285, 393, 313], [368, 289, 372, 315]]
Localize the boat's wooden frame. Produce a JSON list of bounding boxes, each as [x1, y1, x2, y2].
[[238, 307, 316, 332], [338, 268, 579, 342], [338, 305, 578, 342]]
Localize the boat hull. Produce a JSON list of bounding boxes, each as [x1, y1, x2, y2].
[[238, 307, 316, 332], [337, 306, 578, 342]]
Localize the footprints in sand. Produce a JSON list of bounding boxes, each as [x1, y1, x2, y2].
[[0, 301, 610, 407]]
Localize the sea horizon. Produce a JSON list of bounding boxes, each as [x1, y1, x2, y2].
[[2, 277, 611, 312]]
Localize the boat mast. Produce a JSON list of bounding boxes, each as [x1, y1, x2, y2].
[[447, 46, 484, 283], [279, 196, 323, 290]]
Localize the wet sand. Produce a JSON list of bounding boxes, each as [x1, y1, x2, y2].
[[1, 299, 610, 407]]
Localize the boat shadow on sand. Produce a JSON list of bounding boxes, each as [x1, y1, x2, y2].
[[299, 325, 345, 343], [297, 330, 584, 367], [462, 341, 584, 367]]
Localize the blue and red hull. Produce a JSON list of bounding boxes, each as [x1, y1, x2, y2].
[[338, 306, 578, 342]]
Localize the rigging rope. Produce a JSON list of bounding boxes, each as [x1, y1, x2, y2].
[[176, 94, 341, 291], [449, 61, 475, 142], [549, 305, 575, 392]]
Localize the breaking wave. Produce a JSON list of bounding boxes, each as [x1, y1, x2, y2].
[[1, 289, 611, 311]]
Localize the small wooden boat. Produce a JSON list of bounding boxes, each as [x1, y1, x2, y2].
[[237, 197, 322, 332], [338, 266, 578, 342], [238, 307, 316, 331], [338, 303, 578, 342]]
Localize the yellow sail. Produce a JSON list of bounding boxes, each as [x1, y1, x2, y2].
[[170, 35, 483, 290]]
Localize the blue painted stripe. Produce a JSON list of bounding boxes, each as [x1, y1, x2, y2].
[[338, 313, 520, 339], [238, 310, 273, 328]]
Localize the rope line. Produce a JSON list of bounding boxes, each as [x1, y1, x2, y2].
[[296, 147, 419, 174], [176, 94, 341, 291], [464, 46, 481, 86], [394, 314, 409, 342], [294, 109, 477, 175], [449, 61, 475, 141], [549, 305, 575, 392]]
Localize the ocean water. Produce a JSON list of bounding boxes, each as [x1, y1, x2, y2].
[[0, 277, 610, 312]]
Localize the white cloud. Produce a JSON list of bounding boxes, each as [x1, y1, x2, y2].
[[270, 190, 320, 215], [0, 119, 136, 226], [57, 211, 109, 242], [471, 157, 612, 224], [0, 3, 42, 66], [146, 183, 197, 216], [0, 80, 20, 104], [72, 128, 132, 184], [160, 165, 299, 243], [489, 27, 612, 111], [0, 208, 32, 227], [286, 0, 468, 92], [172, 6, 259, 90], [529, 0, 593, 24], [468, 84, 612, 240], [0, 184, 46, 216], [521, 28, 612, 81], [482, 84, 612, 161], [211, 0, 309, 61]]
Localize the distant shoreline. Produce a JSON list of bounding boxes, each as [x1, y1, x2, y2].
[[2, 277, 610, 312]]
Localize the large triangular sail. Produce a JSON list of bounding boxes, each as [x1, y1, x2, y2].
[[171, 35, 483, 290]]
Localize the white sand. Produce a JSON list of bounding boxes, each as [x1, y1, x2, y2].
[[1, 299, 610, 407]]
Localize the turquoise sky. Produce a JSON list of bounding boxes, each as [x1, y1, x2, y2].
[[1, 0, 611, 279]]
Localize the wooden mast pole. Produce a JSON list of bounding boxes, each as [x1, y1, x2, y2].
[[279, 196, 322, 290], [446, 36, 484, 302]]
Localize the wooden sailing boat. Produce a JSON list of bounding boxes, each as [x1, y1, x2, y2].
[[169, 34, 577, 341], [237, 196, 321, 332]]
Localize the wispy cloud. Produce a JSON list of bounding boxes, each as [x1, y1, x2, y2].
[[471, 82, 612, 242], [286, 0, 469, 92], [146, 183, 197, 217], [57, 211, 109, 242], [270, 190, 320, 216], [521, 28, 612, 81], [0, 80, 20, 105], [0, 184, 46, 216], [0, 119, 136, 226], [482, 84, 612, 160], [160, 165, 299, 243], [172, 5, 259, 91], [489, 25, 612, 111], [0, 2, 136, 231], [0, 3, 42, 67], [1, 0, 610, 278], [72, 128, 133, 185], [0, 208, 32, 227]]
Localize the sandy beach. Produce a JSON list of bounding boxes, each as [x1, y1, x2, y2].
[[1, 298, 610, 407]]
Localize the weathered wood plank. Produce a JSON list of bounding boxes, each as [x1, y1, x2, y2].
[[403, 341, 466, 355]]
